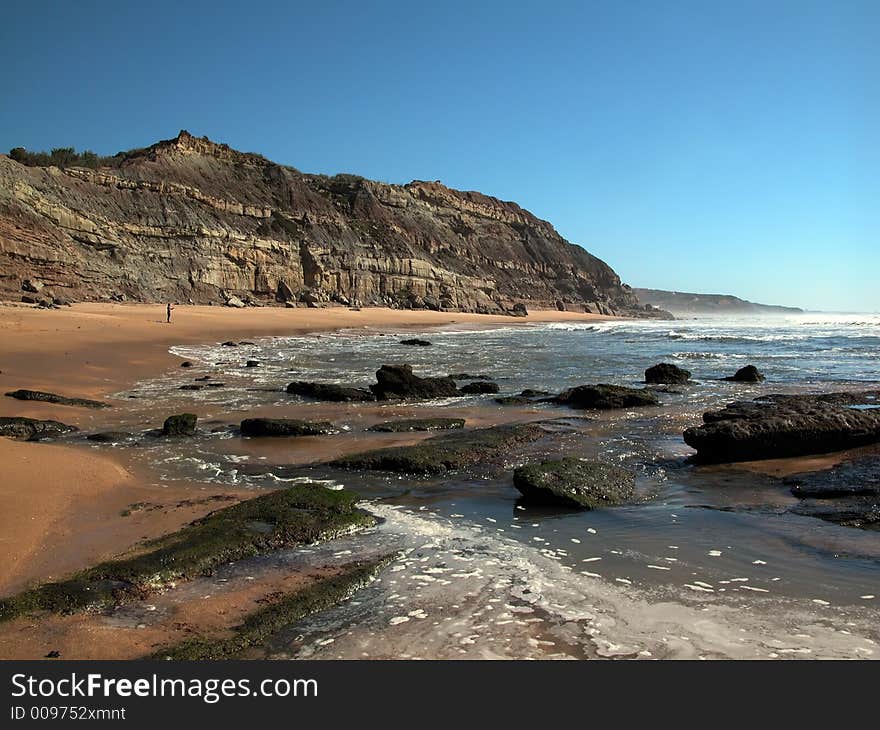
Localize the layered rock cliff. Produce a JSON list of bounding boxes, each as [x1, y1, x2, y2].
[[0, 130, 663, 316]]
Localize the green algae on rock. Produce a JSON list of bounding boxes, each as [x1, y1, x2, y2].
[[513, 457, 635, 508], [0, 485, 375, 623], [330, 422, 546, 474], [149, 555, 395, 660], [366, 417, 465, 433]]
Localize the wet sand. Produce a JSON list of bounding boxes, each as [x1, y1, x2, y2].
[[0, 301, 609, 652], [0, 301, 610, 415]]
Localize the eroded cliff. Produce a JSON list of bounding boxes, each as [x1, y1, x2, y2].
[[0, 130, 663, 316]]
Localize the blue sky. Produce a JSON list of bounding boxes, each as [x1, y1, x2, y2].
[[1, 1, 876, 311]]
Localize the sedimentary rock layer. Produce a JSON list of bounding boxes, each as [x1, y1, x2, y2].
[[0, 130, 665, 316]]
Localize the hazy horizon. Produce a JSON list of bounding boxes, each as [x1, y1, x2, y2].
[[1, 1, 876, 312]]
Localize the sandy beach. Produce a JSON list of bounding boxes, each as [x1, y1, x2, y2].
[[0, 302, 610, 600]]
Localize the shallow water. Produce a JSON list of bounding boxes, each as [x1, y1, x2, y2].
[[93, 312, 880, 657]]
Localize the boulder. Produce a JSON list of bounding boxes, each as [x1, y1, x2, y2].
[[554, 384, 659, 410], [246, 360, 260, 367], [21, 279, 44, 293], [180, 361, 193, 368], [370, 364, 459, 401], [162, 413, 198, 436], [399, 338, 432, 347], [645, 363, 691, 384], [225, 296, 246, 308], [221, 341, 238, 347], [510, 303, 528, 317], [240, 418, 336, 437], [683, 391, 880, 462], [286, 381, 375, 402], [5, 389, 109, 409], [0, 416, 78, 441], [556, 300, 566, 312], [513, 458, 635, 508], [459, 381, 500, 395], [367, 418, 466, 432], [723, 365, 765, 383], [276, 280, 295, 303]]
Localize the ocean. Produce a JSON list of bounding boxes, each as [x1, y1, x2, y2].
[[107, 312, 880, 658]]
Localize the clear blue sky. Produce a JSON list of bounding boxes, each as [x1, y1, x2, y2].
[[1, 1, 876, 311]]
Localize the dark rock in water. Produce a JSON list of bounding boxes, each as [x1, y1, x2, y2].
[[791, 497, 880, 530], [399, 338, 432, 347], [367, 417, 465, 432], [179, 384, 203, 390], [4, 389, 109, 409], [554, 384, 659, 410], [513, 457, 635, 508], [510, 303, 528, 317], [206, 382, 225, 388], [723, 365, 765, 383], [459, 381, 500, 395], [448, 373, 492, 381], [239, 341, 256, 346], [645, 363, 691, 384], [286, 381, 375, 402], [180, 361, 193, 368], [240, 418, 336, 437], [495, 388, 552, 406], [683, 391, 880, 462], [87, 431, 135, 443], [246, 360, 260, 367], [370, 364, 459, 401], [330, 422, 546, 474], [195, 375, 211, 381], [0, 416, 78, 441], [162, 413, 197, 436], [786, 455, 880, 498], [221, 341, 238, 347]]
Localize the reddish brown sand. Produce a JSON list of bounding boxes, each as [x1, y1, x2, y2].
[[0, 302, 612, 657]]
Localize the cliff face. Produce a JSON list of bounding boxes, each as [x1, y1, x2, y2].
[[0, 130, 660, 316]]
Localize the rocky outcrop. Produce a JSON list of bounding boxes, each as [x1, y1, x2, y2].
[[329, 422, 547, 474], [786, 455, 880, 530], [0, 131, 664, 316], [0, 416, 78, 440], [5, 389, 110, 409], [554, 384, 659, 410], [285, 381, 375, 402], [240, 418, 336, 437], [162, 413, 197, 436], [513, 458, 635, 508], [644, 363, 691, 385], [683, 391, 880, 462], [370, 364, 459, 401], [723, 365, 765, 383], [366, 417, 465, 432]]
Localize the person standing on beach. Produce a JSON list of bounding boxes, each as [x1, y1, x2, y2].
[[166, 302, 174, 323]]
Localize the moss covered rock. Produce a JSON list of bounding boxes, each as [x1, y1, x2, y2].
[[513, 457, 635, 508], [162, 413, 197, 436], [240, 418, 336, 437], [0, 484, 374, 622], [555, 384, 659, 410], [367, 417, 465, 432], [331, 422, 546, 474]]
